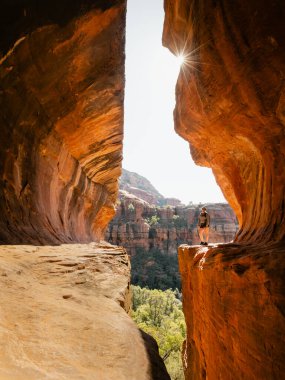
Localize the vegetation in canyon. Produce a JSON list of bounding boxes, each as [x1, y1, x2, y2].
[[131, 247, 181, 290], [132, 285, 185, 380]]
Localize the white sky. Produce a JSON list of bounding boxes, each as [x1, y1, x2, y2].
[[123, 0, 226, 204]]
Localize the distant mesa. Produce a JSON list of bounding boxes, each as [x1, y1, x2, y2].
[[120, 169, 182, 206], [119, 169, 164, 205]]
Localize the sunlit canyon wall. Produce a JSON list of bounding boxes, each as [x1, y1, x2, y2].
[[106, 191, 238, 255], [163, 0, 285, 379], [0, 0, 125, 244], [0, 2, 171, 379]]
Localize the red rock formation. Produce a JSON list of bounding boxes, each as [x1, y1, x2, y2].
[[0, 1, 126, 244], [164, 198, 182, 207], [163, 0, 285, 379], [178, 243, 285, 380], [163, 0, 285, 244], [120, 169, 164, 205], [0, 3, 172, 379], [106, 190, 238, 255], [0, 242, 170, 379]]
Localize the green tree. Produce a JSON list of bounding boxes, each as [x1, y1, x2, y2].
[[131, 286, 186, 380], [131, 248, 181, 291], [147, 215, 160, 226]]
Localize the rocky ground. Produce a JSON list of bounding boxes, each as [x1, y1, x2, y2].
[[0, 242, 169, 380]]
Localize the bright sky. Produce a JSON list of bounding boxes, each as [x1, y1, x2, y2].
[[123, 0, 226, 204]]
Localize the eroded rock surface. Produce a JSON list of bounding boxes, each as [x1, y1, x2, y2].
[[0, 2, 172, 378], [120, 169, 165, 206], [163, 0, 285, 244], [0, 243, 169, 380], [0, 1, 126, 244], [178, 243, 285, 380], [163, 1, 285, 379]]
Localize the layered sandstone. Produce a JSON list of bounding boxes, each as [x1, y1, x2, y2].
[[163, 0, 285, 379], [0, 1, 126, 244], [0, 243, 169, 379], [163, 0, 285, 244], [178, 243, 285, 380], [106, 190, 238, 255], [0, 3, 172, 379], [120, 169, 164, 205]]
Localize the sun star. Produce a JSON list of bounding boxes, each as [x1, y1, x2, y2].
[[177, 54, 185, 66]]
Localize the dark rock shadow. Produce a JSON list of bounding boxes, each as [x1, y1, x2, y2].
[[139, 329, 171, 380]]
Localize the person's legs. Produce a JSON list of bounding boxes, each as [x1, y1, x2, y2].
[[204, 227, 209, 244], [198, 227, 204, 244]]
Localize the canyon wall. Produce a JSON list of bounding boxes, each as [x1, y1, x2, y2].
[[0, 3, 172, 379], [106, 190, 238, 255], [178, 243, 285, 380], [163, 0, 285, 244], [0, 0, 126, 244], [163, 0, 285, 379]]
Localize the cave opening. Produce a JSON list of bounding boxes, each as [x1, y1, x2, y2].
[[108, 1, 237, 379], [110, 0, 240, 275], [123, 0, 227, 205]]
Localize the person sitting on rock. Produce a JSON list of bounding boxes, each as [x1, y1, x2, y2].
[[197, 206, 210, 245]]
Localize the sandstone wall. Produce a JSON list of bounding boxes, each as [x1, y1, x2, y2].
[[163, 1, 285, 379], [0, 3, 172, 379], [0, 1, 126, 244], [178, 243, 285, 380], [163, 0, 285, 244]]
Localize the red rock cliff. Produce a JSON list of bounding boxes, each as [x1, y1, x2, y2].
[[106, 190, 238, 255], [0, 3, 172, 379], [0, 1, 126, 244], [163, 1, 285, 379], [163, 0, 285, 244]]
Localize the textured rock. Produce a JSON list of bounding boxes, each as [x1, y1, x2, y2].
[[163, 198, 182, 207], [178, 243, 285, 380], [0, 3, 172, 379], [0, 1, 126, 244], [163, 1, 285, 379], [106, 190, 238, 255], [0, 242, 170, 380], [120, 169, 164, 205], [163, 0, 285, 244]]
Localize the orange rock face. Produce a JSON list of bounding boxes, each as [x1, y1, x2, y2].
[[0, 3, 172, 378], [163, 0, 285, 244], [163, 1, 285, 379], [0, 1, 126, 244], [178, 243, 285, 380]]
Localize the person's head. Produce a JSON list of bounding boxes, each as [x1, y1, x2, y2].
[[201, 206, 207, 213]]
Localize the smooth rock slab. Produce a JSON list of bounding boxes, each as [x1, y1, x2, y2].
[[178, 242, 285, 380], [0, 242, 168, 380]]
